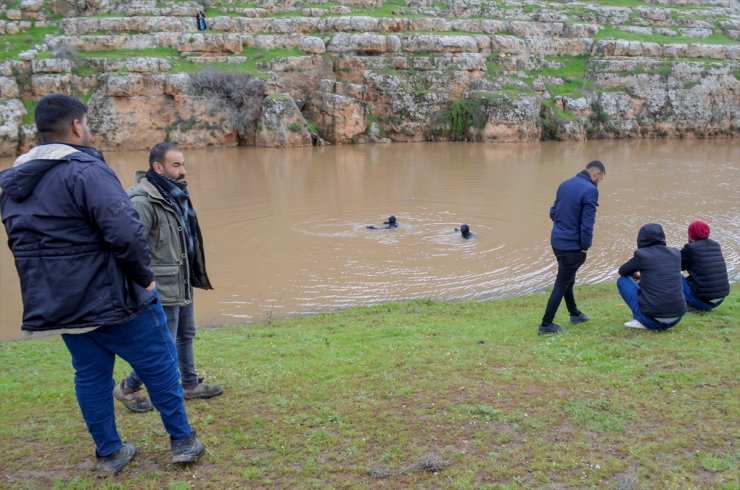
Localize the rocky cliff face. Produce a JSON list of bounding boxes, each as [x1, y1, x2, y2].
[[0, 0, 737, 156]]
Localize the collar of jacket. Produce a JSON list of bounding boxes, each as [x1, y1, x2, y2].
[[13, 143, 80, 167], [576, 170, 595, 186], [13, 142, 105, 168], [132, 171, 181, 210]]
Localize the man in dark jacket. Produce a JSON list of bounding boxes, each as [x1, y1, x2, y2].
[[680, 220, 730, 311], [617, 223, 687, 330], [0, 94, 204, 476], [538, 160, 605, 335], [114, 142, 222, 413]]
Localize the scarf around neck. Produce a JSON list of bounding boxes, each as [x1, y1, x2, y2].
[[146, 168, 196, 262]]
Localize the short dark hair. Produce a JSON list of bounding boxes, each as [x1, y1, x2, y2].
[[586, 160, 606, 175], [149, 142, 180, 168], [35, 94, 87, 142]]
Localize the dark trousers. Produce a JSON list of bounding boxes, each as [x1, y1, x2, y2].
[[541, 249, 587, 326]]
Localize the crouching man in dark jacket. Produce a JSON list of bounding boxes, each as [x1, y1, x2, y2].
[[680, 220, 730, 311], [0, 94, 204, 476], [617, 223, 687, 330]]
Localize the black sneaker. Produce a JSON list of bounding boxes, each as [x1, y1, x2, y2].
[[570, 312, 590, 325], [538, 323, 565, 335], [171, 431, 205, 464], [96, 443, 136, 476]]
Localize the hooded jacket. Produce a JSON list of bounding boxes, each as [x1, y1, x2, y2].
[[128, 171, 212, 306], [681, 238, 730, 301], [549, 170, 599, 252], [618, 223, 687, 319], [0, 143, 154, 332]]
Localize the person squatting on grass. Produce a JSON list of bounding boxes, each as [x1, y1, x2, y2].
[[0, 94, 205, 476], [538, 160, 606, 335], [114, 142, 222, 412], [680, 220, 730, 312], [617, 223, 687, 330]]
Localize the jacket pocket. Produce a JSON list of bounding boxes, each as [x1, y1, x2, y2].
[[151, 264, 183, 304]]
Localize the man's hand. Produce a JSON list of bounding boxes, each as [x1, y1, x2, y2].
[[146, 281, 156, 292]]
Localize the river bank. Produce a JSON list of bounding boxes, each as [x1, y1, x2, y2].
[[0, 282, 737, 488], [1, 0, 738, 156]]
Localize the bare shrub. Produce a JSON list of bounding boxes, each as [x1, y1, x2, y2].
[[51, 43, 79, 65], [189, 70, 266, 141]]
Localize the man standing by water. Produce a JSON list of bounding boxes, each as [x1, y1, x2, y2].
[[114, 142, 222, 413], [0, 94, 204, 475], [538, 160, 606, 335]]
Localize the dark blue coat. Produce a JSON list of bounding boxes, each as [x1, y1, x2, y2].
[[618, 223, 687, 319], [549, 170, 599, 252], [0, 143, 154, 332], [681, 238, 730, 301]]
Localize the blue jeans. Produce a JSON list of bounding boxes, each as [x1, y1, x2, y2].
[[126, 302, 198, 388], [62, 297, 192, 457], [617, 276, 682, 330], [681, 276, 723, 311], [541, 249, 587, 326]]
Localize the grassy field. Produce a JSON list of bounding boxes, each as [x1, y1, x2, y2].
[[0, 283, 737, 489]]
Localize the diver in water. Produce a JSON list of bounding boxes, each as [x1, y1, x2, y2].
[[455, 224, 476, 239], [367, 215, 398, 230]]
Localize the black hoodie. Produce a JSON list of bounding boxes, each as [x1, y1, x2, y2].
[[618, 223, 687, 318]]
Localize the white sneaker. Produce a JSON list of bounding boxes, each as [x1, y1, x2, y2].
[[624, 319, 647, 329]]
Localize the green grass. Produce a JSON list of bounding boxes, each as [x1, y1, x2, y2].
[[20, 99, 36, 125], [0, 27, 58, 59], [542, 99, 577, 121], [0, 283, 737, 488], [527, 55, 594, 98], [169, 46, 303, 78], [351, 0, 409, 17], [76, 47, 180, 59], [596, 27, 738, 46]]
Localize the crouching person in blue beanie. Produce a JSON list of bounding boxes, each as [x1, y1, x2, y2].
[[617, 223, 687, 330]]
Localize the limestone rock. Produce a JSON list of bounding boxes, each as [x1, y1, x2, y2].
[[328, 32, 397, 54], [87, 80, 240, 150], [0, 77, 20, 98], [31, 74, 73, 96], [262, 55, 335, 108], [31, 58, 73, 74], [401, 34, 480, 53], [304, 82, 368, 144], [0, 99, 24, 157], [177, 34, 243, 55], [299, 36, 326, 54], [18, 123, 38, 154], [470, 92, 541, 142], [255, 94, 313, 147]]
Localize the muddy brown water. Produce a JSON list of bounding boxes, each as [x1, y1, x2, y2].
[[1, 140, 738, 341]]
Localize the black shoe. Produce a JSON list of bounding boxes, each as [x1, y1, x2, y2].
[[538, 323, 564, 335], [171, 431, 205, 464], [96, 443, 136, 476], [570, 312, 590, 325]]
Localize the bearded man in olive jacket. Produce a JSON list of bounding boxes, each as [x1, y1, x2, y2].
[[114, 143, 223, 413]]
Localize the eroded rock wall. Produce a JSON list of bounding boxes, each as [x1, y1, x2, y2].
[[0, 0, 737, 156]]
